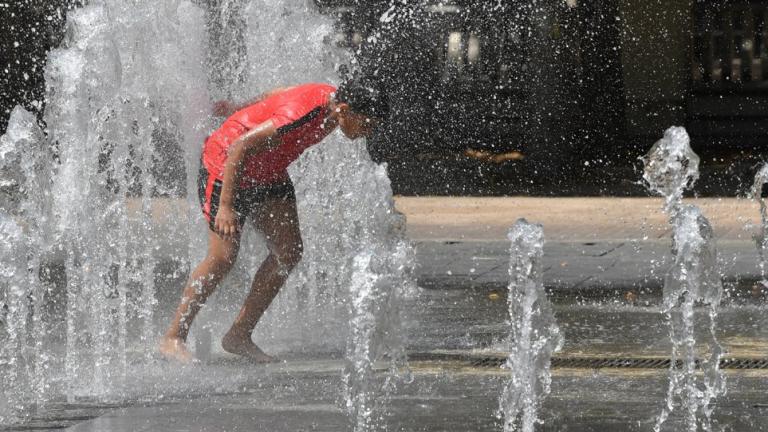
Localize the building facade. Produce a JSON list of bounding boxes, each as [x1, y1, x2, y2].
[[319, 0, 768, 165], [1, 0, 765, 180]]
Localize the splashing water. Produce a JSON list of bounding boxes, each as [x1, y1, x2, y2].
[[345, 239, 413, 431], [246, 134, 416, 432], [197, 4, 415, 425], [656, 205, 725, 432], [642, 126, 700, 215], [0, 214, 29, 425], [0, 0, 412, 427], [751, 164, 768, 283], [194, 0, 357, 357], [499, 219, 562, 432], [43, 0, 209, 399], [643, 127, 724, 432], [0, 107, 55, 424]]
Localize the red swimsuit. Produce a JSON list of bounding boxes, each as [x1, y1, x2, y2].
[[198, 83, 336, 226]]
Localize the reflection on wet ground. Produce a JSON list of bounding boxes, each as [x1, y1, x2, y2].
[[407, 289, 768, 357]]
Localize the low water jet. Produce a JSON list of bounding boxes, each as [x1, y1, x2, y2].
[[499, 218, 562, 432]]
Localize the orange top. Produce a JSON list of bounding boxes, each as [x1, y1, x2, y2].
[[202, 83, 337, 186]]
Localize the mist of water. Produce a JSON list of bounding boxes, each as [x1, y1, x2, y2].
[[0, 106, 56, 424], [344, 224, 413, 431], [643, 127, 724, 432], [499, 218, 562, 432], [195, 0, 357, 357], [0, 0, 412, 427], [0, 214, 30, 425], [41, 0, 210, 400]]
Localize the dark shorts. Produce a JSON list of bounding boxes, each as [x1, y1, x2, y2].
[[197, 163, 296, 231]]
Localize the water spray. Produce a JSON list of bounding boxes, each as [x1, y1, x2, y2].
[[499, 218, 562, 432], [643, 127, 724, 432]]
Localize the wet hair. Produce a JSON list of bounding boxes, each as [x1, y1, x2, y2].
[[334, 80, 388, 120]]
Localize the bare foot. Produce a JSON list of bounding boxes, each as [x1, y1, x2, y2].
[[222, 331, 278, 363], [159, 336, 194, 363]]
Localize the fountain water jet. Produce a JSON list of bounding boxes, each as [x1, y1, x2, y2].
[[0, 214, 30, 425], [0, 0, 412, 428], [499, 218, 562, 432], [643, 127, 725, 432], [339, 158, 413, 431], [202, 11, 416, 423], [642, 126, 700, 217], [196, 0, 352, 356], [0, 106, 56, 424], [43, 0, 210, 399]]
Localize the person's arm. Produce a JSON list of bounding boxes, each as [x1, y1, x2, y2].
[[214, 120, 281, 237], [213, 86, 296, 117]]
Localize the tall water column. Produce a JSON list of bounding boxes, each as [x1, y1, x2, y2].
[[0, 106, 54, 424], [43, 0, 210, 399], [643, 127, 725, 432]]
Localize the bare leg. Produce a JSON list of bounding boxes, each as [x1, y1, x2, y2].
[[159, 229, 240, 362], [222, 197, 303, 362]]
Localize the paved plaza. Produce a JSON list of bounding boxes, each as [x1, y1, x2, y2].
[[6, 197, 768, 432], [400, 197, 765, 296]]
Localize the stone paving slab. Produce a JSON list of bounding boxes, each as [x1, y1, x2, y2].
[[396, 197, 765, 292], [395, 196, 760, 242], [8, 274, 768, 432], [413, 240, 762, 292], [5, 197, 767, 432], [58, 368, 768, 432], [112, 197, 763, 292]]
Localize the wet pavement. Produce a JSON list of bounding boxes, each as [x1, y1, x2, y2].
[[402, 197, 766, 298], [11, 297, 768, 431], [26, 370, 768, 432], [6, 197, 768, 431]]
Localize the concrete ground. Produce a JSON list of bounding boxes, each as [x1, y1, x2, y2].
[[397, 197, 760, 243], [6, 197, 768, 432], [399, 197, 766, 297]]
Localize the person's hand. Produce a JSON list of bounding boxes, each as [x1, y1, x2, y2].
[[213, 100, 233, 117], [214, 205, 239, 239]]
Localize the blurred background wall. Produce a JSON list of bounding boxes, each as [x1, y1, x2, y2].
[[2, 0, 766, 195]]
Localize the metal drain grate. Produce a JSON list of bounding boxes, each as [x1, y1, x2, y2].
[[471, 357, 506, 368], [413, 353, 768, 370], [553, 357, 768, 370], [720, 358, 768, 370], [552, 357, 672, 369]]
